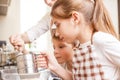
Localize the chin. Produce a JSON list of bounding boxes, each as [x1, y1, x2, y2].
[[58, 62, 63, 64], [58, 61, 64, 64]]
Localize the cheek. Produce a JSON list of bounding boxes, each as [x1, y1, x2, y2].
[[60, 25, 74, 36], [64, 47, 73, 58], [61, 50, 71, 59], [58, 23, 68, 33], [59, 28, 70, 38]]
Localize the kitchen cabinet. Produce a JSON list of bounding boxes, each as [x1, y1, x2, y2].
[[0, 0, 11, 15]]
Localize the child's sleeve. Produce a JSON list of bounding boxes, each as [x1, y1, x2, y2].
[[93, 32, 120, 67], [103, 37, 120, 67]]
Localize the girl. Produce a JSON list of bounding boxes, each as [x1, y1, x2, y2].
[[50, 0, 120, 79]]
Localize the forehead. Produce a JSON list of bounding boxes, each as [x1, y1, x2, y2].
[[52, 16, 71, 23], [53, 38, 73, 47], [51, 17, 66, 26], [51, 17, 59, 23], [52, 39, 64, 45]]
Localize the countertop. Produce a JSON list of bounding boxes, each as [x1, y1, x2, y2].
[[0, 69, 40, 80]]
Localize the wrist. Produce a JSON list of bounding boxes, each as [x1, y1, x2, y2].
[[50, 63, 60, 72], [50, 63, 73, 80], [22, 47, 29, 54]]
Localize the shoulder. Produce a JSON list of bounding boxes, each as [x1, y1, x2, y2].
[[92, 31, 119, 46]]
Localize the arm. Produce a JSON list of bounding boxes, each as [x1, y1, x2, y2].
[[103, 37, 120, 66], [38, 52, 73, 80], [50, 63, 73, 80], [9, 12, 50, 51], [93, 32, 120, 66], [26, 12, 50, 42], [21, 32, 30, 43]]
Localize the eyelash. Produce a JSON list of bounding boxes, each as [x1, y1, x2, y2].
[[59, 46, 64, 48], [55, 23, 60, 28], [53, 45, 65, 49]]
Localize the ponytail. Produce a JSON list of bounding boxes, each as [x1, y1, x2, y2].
[[92, 0, 118, 38]]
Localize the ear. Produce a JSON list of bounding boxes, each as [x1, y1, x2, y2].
[[71, 11, 80, 24]]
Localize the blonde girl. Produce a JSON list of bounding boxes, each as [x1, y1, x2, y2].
[[50, 0, 120, 79]]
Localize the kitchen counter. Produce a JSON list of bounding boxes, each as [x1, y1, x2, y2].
[[0, 69, 40, 80], [21, 78, 39, 80], [20, 73, 40, 80]]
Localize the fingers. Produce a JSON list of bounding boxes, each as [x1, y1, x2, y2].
[[9, 34, 25, 52], [34, 54, 48, 69], [9, 34, 20, 44], [9, 34, 16, 43], [33, 51, 59, 71]]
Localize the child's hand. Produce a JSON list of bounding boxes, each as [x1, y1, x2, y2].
[[35, 53, 48, 69], [35, 52, 59, 71], [41, 52, 59, 71]]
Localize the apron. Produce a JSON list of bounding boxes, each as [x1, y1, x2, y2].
[[72, 42, 106, 80]]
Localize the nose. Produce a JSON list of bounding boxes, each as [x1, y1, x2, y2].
[[55, 30, 60, 37], [54, 48, 59, 54]]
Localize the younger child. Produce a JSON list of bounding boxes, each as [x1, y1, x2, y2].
[[38, 29, 74, 80]]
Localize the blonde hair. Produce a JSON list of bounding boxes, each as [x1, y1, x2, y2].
[[51, 0, 118, 38]]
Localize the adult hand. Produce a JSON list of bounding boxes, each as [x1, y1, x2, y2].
[[9, 34, 25, 52]]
